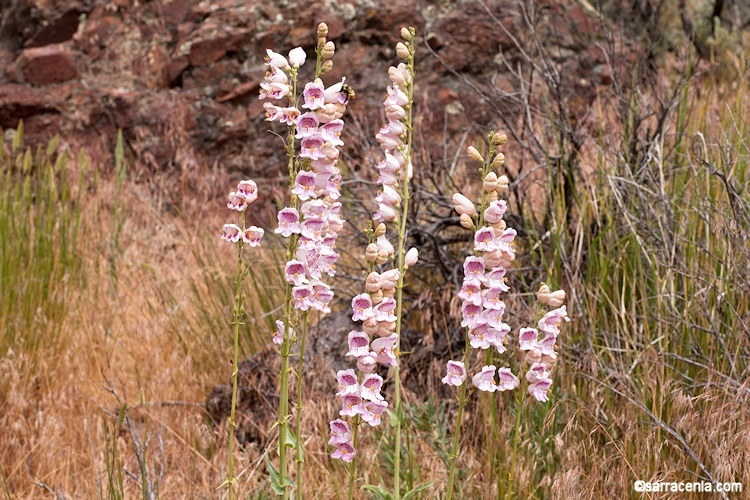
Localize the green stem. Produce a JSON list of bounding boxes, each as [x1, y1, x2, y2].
[[294, 312, 309, 498], [392, 29, 416, 500], [446, 345, 472, 500], [347, 419, 360, 500], [228, 211, 246, 500], [278, 68, 300, 500]]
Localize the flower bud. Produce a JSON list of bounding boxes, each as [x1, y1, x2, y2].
[[404, 247, 419, 267], [318, 36, 327, 48], [365, 243, 379, 262], [460, 213, 476, 230], [370, 289, 384, 304], [320, 59, 334, 74], [487, 190, 498, 202], [483, 172, 498, 192], [467, 146, 484, 163], [396, 42, 410, 59], [492, 152, 506, 168], [548, 290, 566, 307], [491, 132, 508, 146], [366, 272, 382, 292], [401, 27, 411, 40], [317, 22, 329, 39], [491, 219, 506, 232], [374, 223, 387, 238], [452, 193, 477, 216], [363, 318, 379, 336], [382, 287, 396, 298], [497, 175, 509, 194], [537, 284, 551, 297], [377, 321, 396, 336], [376, 249, 389, 265], [321, 41, 335, 59]]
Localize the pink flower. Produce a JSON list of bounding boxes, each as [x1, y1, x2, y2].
[[528, 377, 553, 402], [288, 47, 306, 67], [237, 180, 258, 203], [384, 84, 408, 106], [472, 365, 498, 392], [474, 227, 497, 252], [242, 226, 264, 247], [264, 102, 283, 122], [279, 107, 300, 125], [331, 441, 356, 462], [339, 392, 363, 417], [259, 82, 290, 100], [275, 207, 301, 237], [496, 367, 520, 391], [452, 193, 477, 216], [374, 203, 398, 223], [323, 79, 348, 104], [463, 256, 486, 284], [302, 80, 325, 110], [361, 400, 388, 426], [295, 112, 320, 137], [442, 360, 467, 386], [388, 63, 411, 86], [376, 185, 401, 206], [265, 49, 289, 69], [351, 293, 374, 321], [525, 363, 550, 383], [484, 267, 509, 291], [346, 330, 370, 357], [291, 284, 313, 311], [458, 282, 483, 306], [373, 297, 397, 322], [538, 306, 570, 335], [482, 308, 505, 330], [320, 120, 344, 146], [357, 352, 377, 373], [481, 287, 506, 311], [291, 170, 318, 200], [519, 327, 539, 351], [273, 320, 286, 345], [336, 369, 359, 396], [538, 331, 557, 356], [284, 260, 307, 286], [310, 282, 334, 313], [371, 333, 398, 366], [360, 373, 384, 401], [221, 223, 241, 243], [460, 303, 484, 328], [227, 192, 248, 212], [484, 200, 508, 223], [488, 323, 510, 354], [468, 322, 493, 350], [328, 419, 351, 445], [300, 135, 325, 160]]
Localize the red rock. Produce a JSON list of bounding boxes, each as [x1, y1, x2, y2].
[[189, 35, 231, 66], [17, 45, 78, 86], [167, 56, 190, 86], [0, 84, 59, 128], [161, 0, 191, 25], [217, 81, 260, 103], [26, 9, 84, 48]]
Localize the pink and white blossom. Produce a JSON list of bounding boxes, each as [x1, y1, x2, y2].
[[442, 360, 467, 386]]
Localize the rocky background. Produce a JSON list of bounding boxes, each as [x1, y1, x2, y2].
[[0, 0, 619, 195]]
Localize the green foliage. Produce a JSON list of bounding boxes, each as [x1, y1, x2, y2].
[[0, 124, 94, 356]]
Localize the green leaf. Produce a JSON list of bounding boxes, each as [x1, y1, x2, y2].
[[361, 485, 393, 500], [403, 481, 434, 500], [284, 428, 296, 448], [386, 409, 398, 427], [265, 455, 295, 496]]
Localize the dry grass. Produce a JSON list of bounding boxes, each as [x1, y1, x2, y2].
[[2, 55, 750, 500]]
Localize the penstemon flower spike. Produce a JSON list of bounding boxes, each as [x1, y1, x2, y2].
[[262, 22, 351, 498], [443, 132, 569, 500], [221, 178, 264, 500], [326, 27, 417, 500]]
